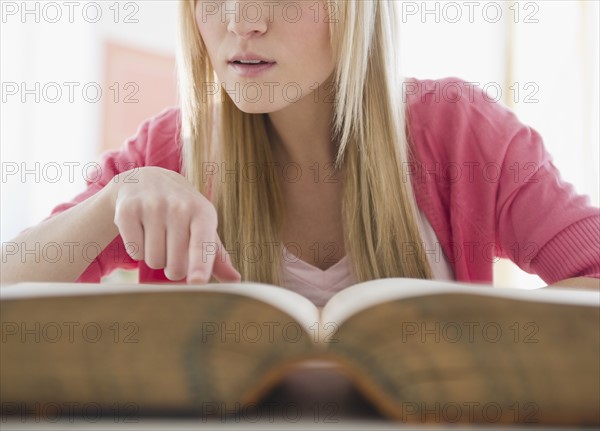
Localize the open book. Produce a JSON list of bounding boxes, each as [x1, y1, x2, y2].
[[1, 278, 598, 425]]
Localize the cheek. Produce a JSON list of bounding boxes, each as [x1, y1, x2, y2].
[[291, 11, 333, 70], [195, 2, 224, 36], [304, 4, 331, 53], [194, 5, 210, 43], [194, 6, 222, 61]]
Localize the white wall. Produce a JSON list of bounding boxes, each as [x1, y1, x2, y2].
[[1, 1, 179, 243]]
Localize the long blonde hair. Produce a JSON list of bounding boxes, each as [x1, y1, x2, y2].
[[176, 0, 433, 285]]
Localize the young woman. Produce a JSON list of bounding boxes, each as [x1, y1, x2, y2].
[[2, 0, 599, 303]]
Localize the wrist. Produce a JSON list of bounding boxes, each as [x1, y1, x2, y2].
[[98, 178, 122, 236]]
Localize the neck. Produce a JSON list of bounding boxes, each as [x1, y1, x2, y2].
[[266, 74, 338, 167]]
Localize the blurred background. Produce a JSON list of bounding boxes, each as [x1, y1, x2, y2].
[[1, 1, 598, 287]]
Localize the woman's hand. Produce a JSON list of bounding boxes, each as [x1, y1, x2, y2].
[[543, 277, 599, 290], [109, 166, 241, 284]]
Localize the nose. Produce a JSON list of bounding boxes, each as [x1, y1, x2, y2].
[[225, 0, 269, 39]]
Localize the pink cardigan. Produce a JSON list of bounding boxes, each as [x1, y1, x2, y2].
[[40, 77, 600, 285]]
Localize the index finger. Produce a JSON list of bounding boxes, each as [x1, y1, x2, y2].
[[186, 218, 218, 284]]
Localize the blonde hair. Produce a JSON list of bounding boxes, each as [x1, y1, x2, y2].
[[176, 0, 433, 285]]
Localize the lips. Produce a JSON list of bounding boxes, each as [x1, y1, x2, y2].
[[227, 52, 276, 77], [230, 60, 272, 65], [228, 61, 276, 78], [228, 52, 276, 64]]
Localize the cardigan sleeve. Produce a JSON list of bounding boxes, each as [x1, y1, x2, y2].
[[495, 125, 600, 283], [405, 76, 600, 284], [476, 91, 600, 283]]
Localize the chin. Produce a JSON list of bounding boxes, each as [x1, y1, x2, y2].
[[233, 100, 287, 115]]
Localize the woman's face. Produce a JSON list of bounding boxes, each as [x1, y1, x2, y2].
[[195, 0, 336, 114]]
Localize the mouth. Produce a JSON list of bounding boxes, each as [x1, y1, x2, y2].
[[228, 52, 276, 64], [228, 61, 276, 77], [229, 60, 274, 64]]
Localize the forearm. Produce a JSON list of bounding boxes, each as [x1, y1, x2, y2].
[[1, 183, 120, 284], [543, 277, 600, 291]]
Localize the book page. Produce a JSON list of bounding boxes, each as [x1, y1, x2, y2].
[[322, 277, 600, 326], [1, 281, 320, 333], [318, 278, 600, 424], [1, 282, 322, 413]]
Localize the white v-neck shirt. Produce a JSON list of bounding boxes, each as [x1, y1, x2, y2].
[[280, 209, 455, 306]]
